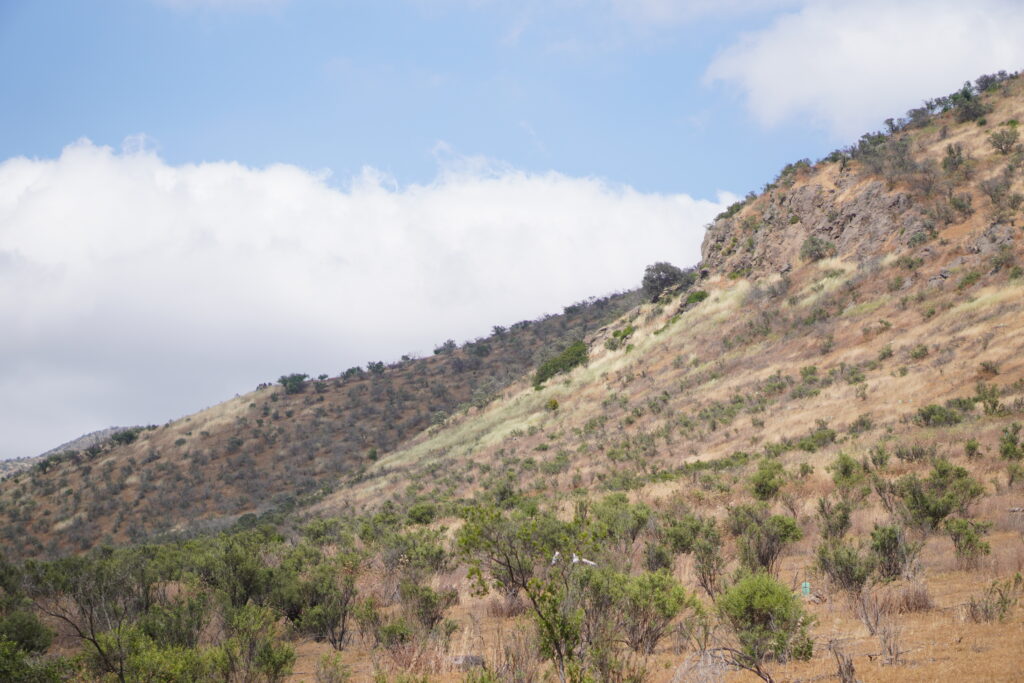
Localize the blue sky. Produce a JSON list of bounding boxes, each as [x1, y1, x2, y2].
[[2, 0, 820, 197], [2, 0, 1024, 460]]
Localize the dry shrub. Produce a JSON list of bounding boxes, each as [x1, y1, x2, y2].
[[880, 581, 933, 614], [828, 639, 857, 683], [487, 623, 542, 683], [486, 593, 527, 619], [964, 573, 1023, 623]]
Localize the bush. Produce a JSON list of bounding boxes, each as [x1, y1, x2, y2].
[[0, 611, 52, 655], [896, 458, 985, 531], [944, 518, 992, 567], [909, 344, 929, 360], [1000, 423, 1023, 460], [965, 573, 1023, 622], [870, 524, 921, 580], [816, 540, 874, 594], [717, 573, 814, 677], [749, 460, 786, 501], [914, 404, 962, 427], [800, 236, 837, 262], [278, 373, 309, 395], [686, 290, 709, 305], [988, 127, 1019, 154], [533, 341, 588, 389], [641, 262, 695, 300], [728, 506, 802, 576], [816, 498, 852, 540]]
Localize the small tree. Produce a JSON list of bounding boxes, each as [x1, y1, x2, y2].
[[641, 262, 694, 301], [869, 524, 921, 580], [277, 373, 308, 395], [988, 127, 1019, 155], [715, 573, 814, 682]]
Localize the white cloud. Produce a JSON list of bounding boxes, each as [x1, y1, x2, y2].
[[705, 0, 1024, 139], [0, 140, 728, 460]]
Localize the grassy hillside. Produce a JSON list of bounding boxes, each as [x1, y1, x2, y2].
[[0, 290, 641, 558], [2, 71, 1024, 683]]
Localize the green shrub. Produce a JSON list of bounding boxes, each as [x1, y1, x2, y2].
[[685, 290, 709, 305], [277, 373, 309, 394], [896, 458, 985, 531], [944, 518, 992, 567], [750, 460, 786, 501], [1000, 423, 1022, 460], [533, 341, 588, 389], [957, 271, 982, 291], [816, 498, 852, 540], [964, 438, 982, 459], [870, 524, 921, 580], [909, 344, 929, 360], [914, 404, 962, 427], [716, 573, 814, 677], [0, 611, 52, 656], [816, 540, 874, 593]]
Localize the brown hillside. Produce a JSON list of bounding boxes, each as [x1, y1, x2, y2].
[[0, 291, 641, 558]]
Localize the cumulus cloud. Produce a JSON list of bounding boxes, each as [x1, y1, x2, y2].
[[0, 140, 728, 460], [705, 0, 1024, 139]]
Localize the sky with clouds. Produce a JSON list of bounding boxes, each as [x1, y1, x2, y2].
[[1, 0, 1023, 459]]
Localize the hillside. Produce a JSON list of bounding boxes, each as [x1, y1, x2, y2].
[[0, 290, 641, 558], [2, 71, 1024, 683]]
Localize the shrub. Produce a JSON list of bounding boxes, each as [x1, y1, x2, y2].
[[816, 540, 874, 594], [533, 341, 588, 389], [0, 611, 53, 655], [964, 439, 982, 459], [1000, 423, 1022, 460], [957, 271, 982, 291], [965, 573, 1023, 622], [750, 460, 786, 501], [796, 420, 837, 452], [914, 404, 962, 427], [909, 344, 928, 360], [730, 508, 802, 576], [870, 524, 921, 580], [817, 498, 852, 540], [641, 262, 695, 300], [989, 127, 1019, 154], [944, 518, 992, 567], [686, 290, 709, 305], [717, 573, 814, 679], [800, 236, 836, 262], [278, 373, 309, 395], [896, 458, 985, 531]]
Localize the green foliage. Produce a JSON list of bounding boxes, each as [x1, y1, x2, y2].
[[796, 420, 837, 452], [277, 373, 309, 394], [800, 236, 836, 262], [816, 540, 874, 594], [896, 458, 985, 531], [406, 502, 437, 525], [615, 570, 696, 655], [749, 459, 786, 501], [914, 404, 962, 427], [728, 505, 802, 575], [717, 573, 814, 676], [828, 453, 869, 503], [869, 524, 921, 581], [211, 604, 295, 683], [399, 582, 457, 630], [944, 518, 992, 566], [641, 262, 695, 300], [0, 612, 52, 656], [0, 638, 67, 682], [1000, 423, 1023, 460], [988, 127, 1020, 154], [685, 290, 709, 305], [816, 498, 852, 540], [909, 344, 929, 360], [533, 341, 589, 389], [110, 427, 145, 446]]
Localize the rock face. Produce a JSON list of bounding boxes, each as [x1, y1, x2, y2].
[[700, 170, 933, 277]]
